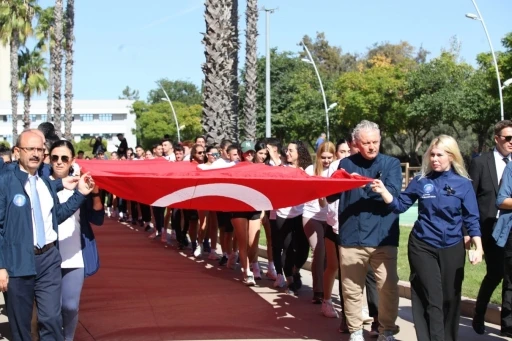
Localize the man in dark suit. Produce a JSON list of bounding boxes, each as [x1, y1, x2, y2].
[[0, 131, 94, 341], [469, 120, 512, 334]]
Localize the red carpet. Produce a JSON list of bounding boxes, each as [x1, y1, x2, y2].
[[74, 220, 297, 341]]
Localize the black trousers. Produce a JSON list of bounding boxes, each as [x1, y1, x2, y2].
[[408, 233, 465, 341], [152, 206, 165, 233], [4, 246, 63, 341], [272, 215, 309, 277], [475, 221, 504, 318], [140, 204, 152, 223], [171, 209, 189, 245], [502, 230, 512, 333]]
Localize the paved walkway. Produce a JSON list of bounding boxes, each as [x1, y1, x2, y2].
[[0, 218, 508, 340]]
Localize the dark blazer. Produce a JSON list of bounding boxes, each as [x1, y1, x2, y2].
[[469, 151, 500, 232], [0, 165, 86, 277]]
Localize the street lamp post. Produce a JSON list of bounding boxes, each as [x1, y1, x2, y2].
[[466, 0, 504, 120], [301, 41, 335, 141], [158, 83, 181, 142], [502, 78, 512, 90], [262, 7, 276, 138]]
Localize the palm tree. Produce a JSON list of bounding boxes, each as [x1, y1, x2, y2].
[[52, 0, 64, 135], [243, 0, 258, 141], [202, 0, 232, 145], [35, 6, 55, 120], [0, 0, 40, 142], [64, 0, 75, 139], [228, 0, 239, 142], [18, 47, 49, 130]]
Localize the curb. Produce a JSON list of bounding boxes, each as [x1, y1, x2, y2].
[[257, 245, 501, 326]]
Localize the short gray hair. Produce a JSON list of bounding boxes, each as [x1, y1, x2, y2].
[[352, 120, 380, 141]]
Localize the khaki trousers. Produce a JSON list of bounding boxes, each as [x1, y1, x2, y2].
[[339, 245, 399, 334]]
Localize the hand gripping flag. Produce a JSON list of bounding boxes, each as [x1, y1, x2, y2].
[[77, 159, 371, 211]]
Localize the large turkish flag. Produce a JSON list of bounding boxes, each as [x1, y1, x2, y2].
[[77, 159, 371, 211]]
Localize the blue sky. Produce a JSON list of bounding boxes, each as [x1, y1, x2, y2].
[[38, 0, 512, 101]]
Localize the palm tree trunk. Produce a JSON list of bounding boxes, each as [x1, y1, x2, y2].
[[52, 0, 64, 136], [47, 41, 54, 119], [64, 0, 75, 140], [202, 0, 231, 145], [23, 90, 31, 130], [243, 0, 258, 141], [10, 35, 19, 143], [229, 0, 239, 142]]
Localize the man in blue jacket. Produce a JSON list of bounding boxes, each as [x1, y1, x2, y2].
[[328, 120, 402, 341], [0, 130, 94, 341]]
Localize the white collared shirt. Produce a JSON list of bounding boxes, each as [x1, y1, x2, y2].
[[24, 175, 56, 246], [494, 148, 511, 218], [56, 188, 83, 268]]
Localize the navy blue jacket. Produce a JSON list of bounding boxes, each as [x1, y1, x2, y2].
[[334, 153, 402, 247], [78, 195, 104, 277], [0, 165, 86, 277], [389, 169, 481, 248]]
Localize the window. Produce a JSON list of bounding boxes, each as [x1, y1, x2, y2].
[[99, 114, 112, 121], [80, 114, 93, 122], [41, 114, 47, 122], [112, 114, 126, 121], [3, 115, 12, 122], [30, 115, 36, 122]]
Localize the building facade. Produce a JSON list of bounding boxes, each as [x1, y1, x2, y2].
[[0, 44, 10, 102], [0, 99, 136, 152]]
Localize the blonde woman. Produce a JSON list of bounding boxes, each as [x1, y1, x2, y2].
[[371, 135, 483, 341], [303, 141, 336, 304]]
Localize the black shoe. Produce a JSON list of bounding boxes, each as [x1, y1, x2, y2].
[[286, 282, 298, 296], [293, 272, 302, 289], [312, 292, 323, 304], [144, 224, 152, 232], [501, 330, 512, 337], [131, 219, 137, 225], [219, 255, 228, 266], [472, 315, 485, 335]]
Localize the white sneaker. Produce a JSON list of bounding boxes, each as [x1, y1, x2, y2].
[[193, 244, 202, 258], [376, 334, 395, 341], [273, 274, 286, 288], [362, 306, 373, 324], [243, 275, 256, 286], [208, 251, 219, 260], [266, 268, 277, 280], [321, 300, 339, 318], [349, 330, 365, 341], [106, 207, 111, 218], [227, 252, 238, 269]]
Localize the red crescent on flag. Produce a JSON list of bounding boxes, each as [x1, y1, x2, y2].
[[77, 159, 371, 211]]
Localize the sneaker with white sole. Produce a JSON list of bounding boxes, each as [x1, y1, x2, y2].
[[193, 244, 202, 258], [273, 274, 286, 288], [321, 300, 339, 318], [252, 263, 262, 280], [244, 275, 256, 286], [266, 268, 277, 280], [349, 329, 365, 341]]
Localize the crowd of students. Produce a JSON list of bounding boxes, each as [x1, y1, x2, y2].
[[4, 119, 512, 341]]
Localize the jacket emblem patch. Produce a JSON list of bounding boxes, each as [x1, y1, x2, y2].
[[13, 194, 27, 207]]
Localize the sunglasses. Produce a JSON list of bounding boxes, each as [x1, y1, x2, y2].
[[196, 151, 205, 155], [207, 152, 220, 158], [499, 135, 512, 142], [51, 155, 71, 163]]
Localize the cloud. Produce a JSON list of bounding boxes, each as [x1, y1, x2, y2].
[[141, 2, 202, 30]]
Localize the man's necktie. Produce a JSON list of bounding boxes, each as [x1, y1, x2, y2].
[[504, 157, 509, 165], [29, 176, 46, 248]]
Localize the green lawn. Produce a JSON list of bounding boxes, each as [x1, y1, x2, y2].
[[258, 226, 501, 304]]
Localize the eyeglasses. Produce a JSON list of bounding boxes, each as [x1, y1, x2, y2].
[[196, 151, 205, 155], [51, 155, 70, 163], [17, 147, 44, 154], [207, 152, 220, 158], [499, 135, 512, 142]]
